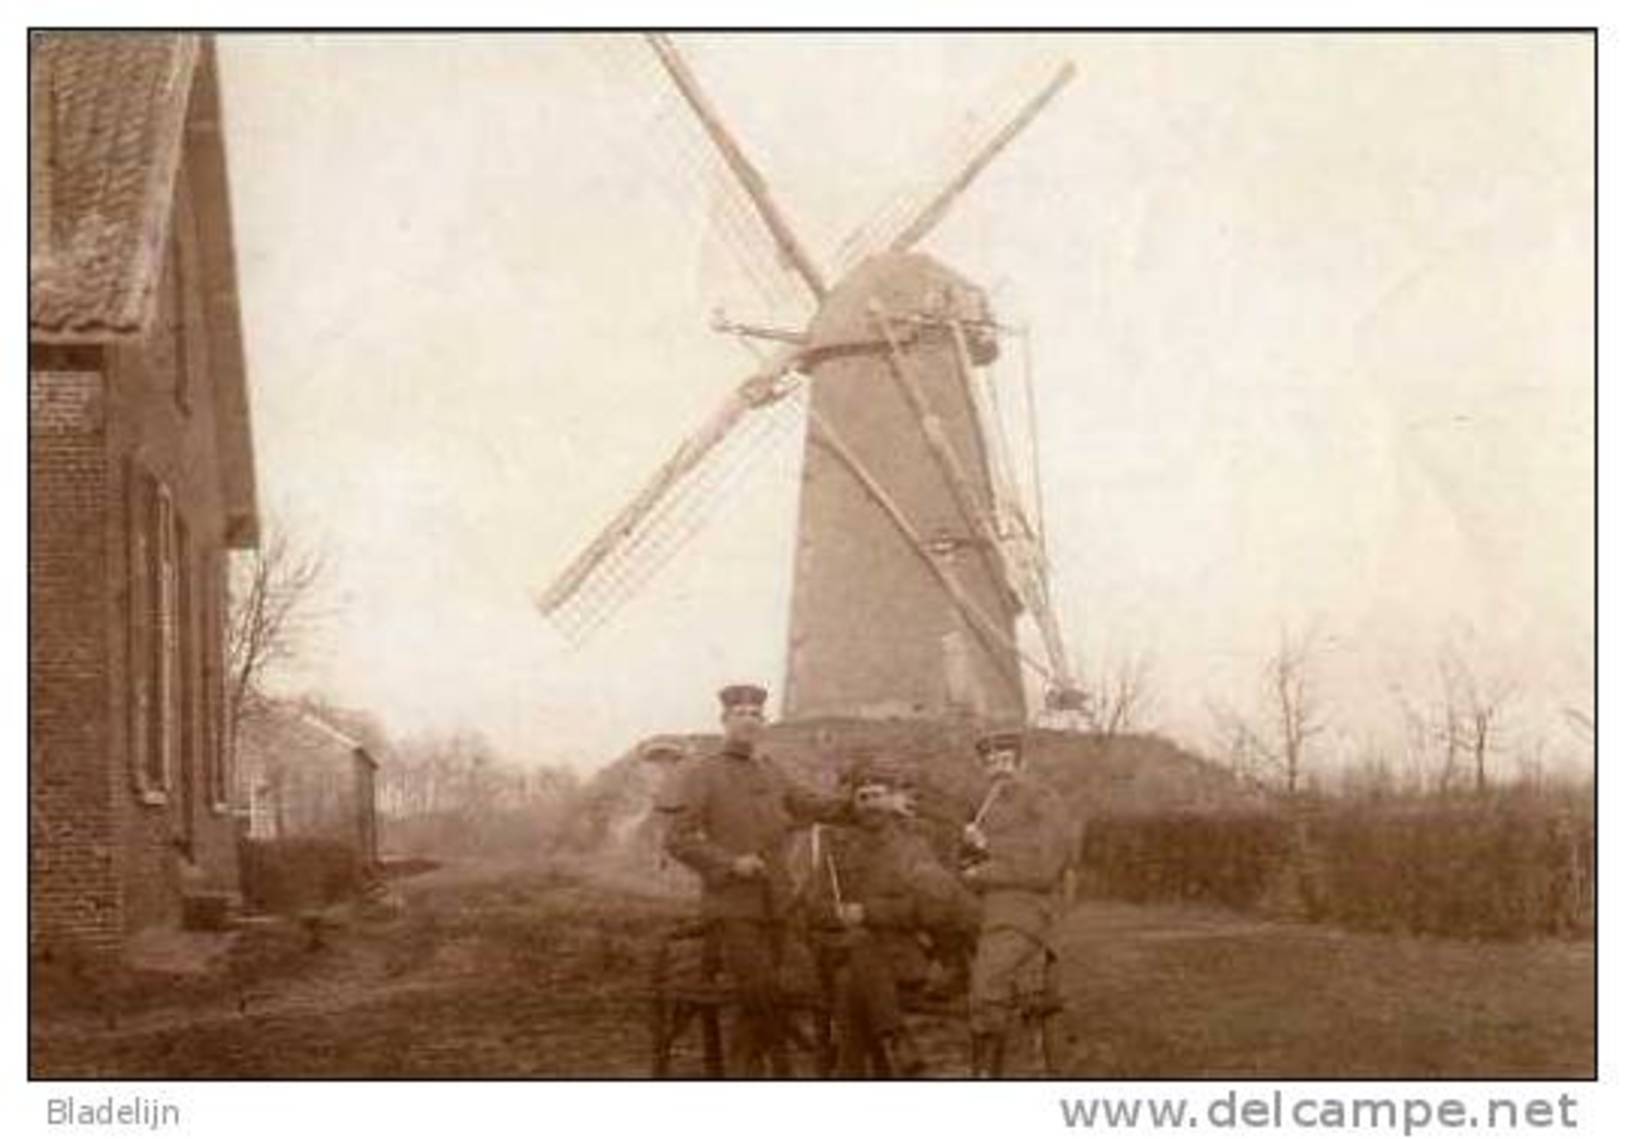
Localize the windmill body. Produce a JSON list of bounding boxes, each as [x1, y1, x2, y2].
[[785, 252, 1025, 723]]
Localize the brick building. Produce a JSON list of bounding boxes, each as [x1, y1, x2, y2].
[[29, 33, 258, 957]]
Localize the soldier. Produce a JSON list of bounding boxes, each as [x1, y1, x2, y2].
[[663, 683, 845, 1077], [642, 735, 703, 880], [811, 757, 979, 1077], [960, 728, 1073, 1076]]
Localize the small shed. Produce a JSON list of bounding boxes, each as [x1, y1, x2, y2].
[[234, 705, 380, 868]]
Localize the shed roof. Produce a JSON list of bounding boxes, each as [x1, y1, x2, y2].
[[238, 705, 373, 779]]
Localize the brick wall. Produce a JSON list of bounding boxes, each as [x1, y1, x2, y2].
[[103, 164, 241, 934], [30, 144, 244, 955], [29, 366, 122, 956]]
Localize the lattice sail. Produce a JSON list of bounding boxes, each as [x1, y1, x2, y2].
[[537, 370, 807, 641]]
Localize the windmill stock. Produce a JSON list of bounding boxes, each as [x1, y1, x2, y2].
[[536, 36, 1084, 727]]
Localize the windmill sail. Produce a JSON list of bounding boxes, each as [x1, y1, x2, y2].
[[536, 37, 825, 639], [645, 33, 828, 303], [834, 58, 1077, 271], [536, 361, 806, 639]]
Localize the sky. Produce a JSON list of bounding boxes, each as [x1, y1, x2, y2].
[[215, 32, 1594, 776]]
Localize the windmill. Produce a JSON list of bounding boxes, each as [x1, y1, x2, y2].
[[538, 34, 1088, 729]]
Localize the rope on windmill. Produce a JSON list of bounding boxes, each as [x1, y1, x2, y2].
[[945, 317, 1077, 693], [945, 318, 1044, 570], [869, 301, 1022, 616], [867, 302, 1067, 691], [1017, 323, 1050, 568], [945, 317, 1024, 540]]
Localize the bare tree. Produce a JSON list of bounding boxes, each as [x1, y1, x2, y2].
[[1208, 626, 1326, 797], [1390, 684, 1435, 795], [390, 727, 499, 819], [226, 516, 328, 761], [1392, 639, 1518, 797], [1207, 697, 1272, 794], [1085, 650, 1157, 739], [1267, 628, 1324, 797], [1438, 645, 1515, 797]]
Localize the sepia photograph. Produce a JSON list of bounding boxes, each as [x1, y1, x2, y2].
[[25, 26, 1595, 1093]]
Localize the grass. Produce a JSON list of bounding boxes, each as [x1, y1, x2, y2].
[[1053, 901, 1594, 1078], [30, 858, 1594, 1078]]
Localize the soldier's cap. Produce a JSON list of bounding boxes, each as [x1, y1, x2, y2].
[[975, 728, 1025, 756], [637, 735, 691, 764], [845, 755, 916, 791], [717, 683, 768, 710]]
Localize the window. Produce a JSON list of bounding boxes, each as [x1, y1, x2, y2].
[[169, 162, 195, 415], [127, 464, 152, 796], [128, 467, 181, 802], [151, 481, 178, 793], [170, 236, 190, 413], [202, 549, 229, 812], [176, 514, 196, 836]]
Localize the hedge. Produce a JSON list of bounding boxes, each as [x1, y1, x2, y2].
[[1077, 794, 1593, 940]]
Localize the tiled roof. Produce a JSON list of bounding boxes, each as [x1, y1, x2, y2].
[[29, 33, 199, 339]]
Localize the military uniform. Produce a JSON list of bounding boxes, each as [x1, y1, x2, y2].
[[664, 736, 845, 1076], [808, 813, 978, 1074], [963, 757, 1074, 1056]]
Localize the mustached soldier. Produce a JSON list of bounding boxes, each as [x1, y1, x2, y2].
[[664, 684, 846, 1077], [960, 728, 1073, 1076], [810, 757, 980, 1076]]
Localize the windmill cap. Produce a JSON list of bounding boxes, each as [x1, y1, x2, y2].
[[975, 729, 1025, 756], [718, 684, 768, 711]]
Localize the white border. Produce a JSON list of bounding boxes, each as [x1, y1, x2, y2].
[[9, 6, 1611, 1137]]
